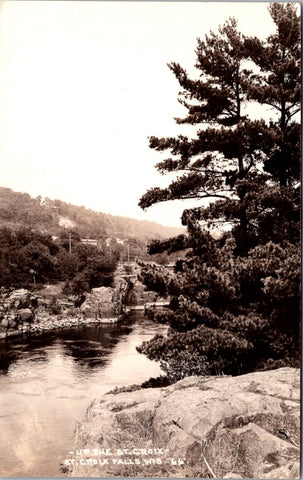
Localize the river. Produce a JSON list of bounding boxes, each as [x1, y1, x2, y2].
[[0, 313, 167, 477]]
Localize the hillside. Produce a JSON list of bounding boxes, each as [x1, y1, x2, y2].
[[0, 187, 183, 242]]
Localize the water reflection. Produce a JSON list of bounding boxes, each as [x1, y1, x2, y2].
[[0, 313, 167, 476], [0, 319, 134, 373]]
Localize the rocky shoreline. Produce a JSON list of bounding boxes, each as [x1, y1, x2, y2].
[[0, 281, 129, 340], [0, 306, 123, 340], [68, 367, 300, 479], [0, 269, 161, 340]]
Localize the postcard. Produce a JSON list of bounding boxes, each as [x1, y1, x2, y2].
[[0, 2, 300, 478]]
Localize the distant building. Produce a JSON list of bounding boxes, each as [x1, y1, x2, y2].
[[116, 238, 125, 245], [105, 237, 126, 246], [80, 238, 102, 250]]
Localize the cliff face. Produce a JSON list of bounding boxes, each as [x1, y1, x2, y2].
[[79, 279, 130, 319], [114, 263, 159, 307], [69, 368, 300, 479]]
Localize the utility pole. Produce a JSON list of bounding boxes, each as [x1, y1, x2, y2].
[[69, 232, 72, 253]]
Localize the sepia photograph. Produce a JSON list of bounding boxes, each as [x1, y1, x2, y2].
[[0, 1, 300, 478]]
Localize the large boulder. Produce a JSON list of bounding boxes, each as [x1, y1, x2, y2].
[[18, 308, 33, 322], [69, 368, 300, 478], [80, 284, 127, 319], [80, 278, 131, 320], [8, 288, 31, 308]]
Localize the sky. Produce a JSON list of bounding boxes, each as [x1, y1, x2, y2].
[[0, 1, 278, 227]]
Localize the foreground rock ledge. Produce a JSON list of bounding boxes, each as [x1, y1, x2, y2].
[[69, 367, 300, 478]]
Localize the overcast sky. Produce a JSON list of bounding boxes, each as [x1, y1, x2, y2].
[[0, 1, 276, 227]]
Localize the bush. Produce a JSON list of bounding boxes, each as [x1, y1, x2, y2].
[[160, 351, 209, 381], [49, 298, 62, 315]]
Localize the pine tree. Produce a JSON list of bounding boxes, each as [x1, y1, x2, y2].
[[137, 4, 300, 377]]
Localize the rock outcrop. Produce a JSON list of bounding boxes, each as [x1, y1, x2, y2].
[[69, 368, 300, 478], [0, 287, 82, 338], [80, 281, 128, 320], [115, 263, 159, 307], [0, 278, 130, 339]]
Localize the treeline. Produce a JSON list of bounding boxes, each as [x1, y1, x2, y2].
[[0, 187, 183, 242], [0, 228, 117, 297], [0, 226, 177, 298]]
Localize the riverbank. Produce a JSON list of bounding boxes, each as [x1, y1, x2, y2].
[[0, 282, 128, 340], [68, 367, 300, 479], [0, 269, 165, 339], [0, 308, 123, 339]]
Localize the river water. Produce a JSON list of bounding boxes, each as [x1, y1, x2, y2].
[[0, 313, 167, 477]]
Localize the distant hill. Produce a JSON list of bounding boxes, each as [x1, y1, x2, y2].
[[0, 187, 184, 242]]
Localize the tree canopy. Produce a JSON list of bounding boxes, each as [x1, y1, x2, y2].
[[0, 227, 118, 295], [138, 4, 300, 378]]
